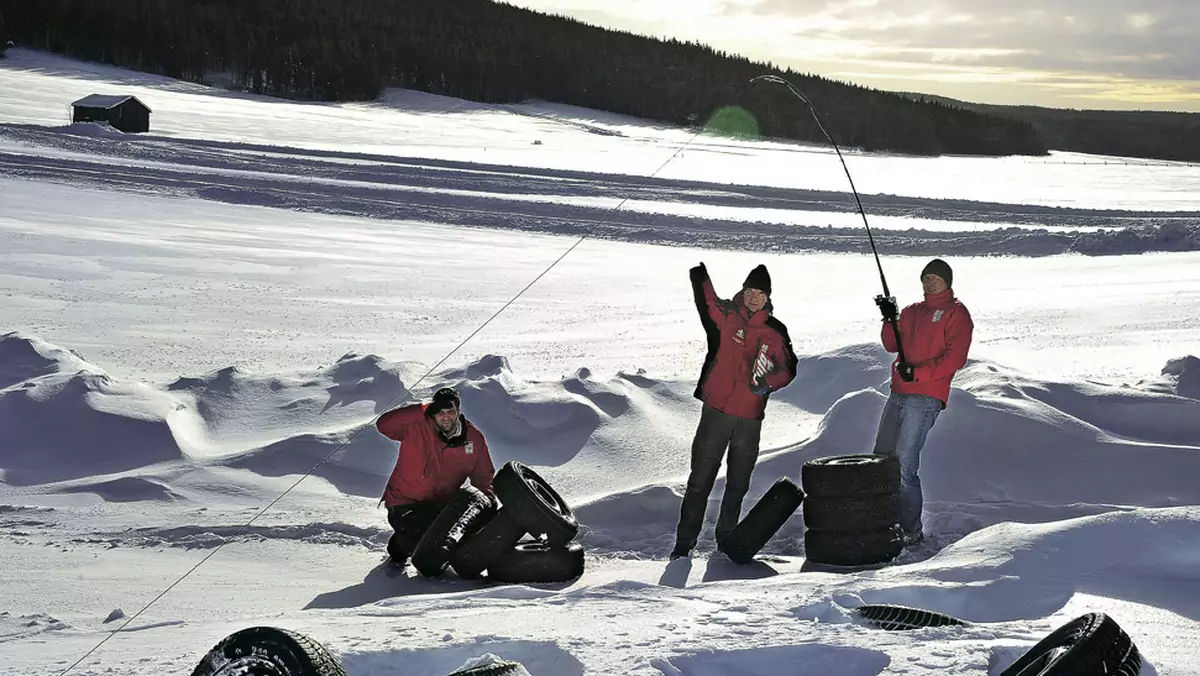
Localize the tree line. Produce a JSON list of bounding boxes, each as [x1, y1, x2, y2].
[[940, 100, 1200, 165], [0, 0, 1051, 157]]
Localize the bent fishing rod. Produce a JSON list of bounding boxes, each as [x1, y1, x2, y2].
[[749, 73, 911, 376]]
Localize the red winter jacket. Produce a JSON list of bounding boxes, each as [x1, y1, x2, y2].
[[691, 267, 798, 420], [882, 289, 974, 407], [376, 404, 496, 507]]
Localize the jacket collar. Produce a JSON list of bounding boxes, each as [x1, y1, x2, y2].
[[923, 288, 956, 309], [433, 414, 471, 447]]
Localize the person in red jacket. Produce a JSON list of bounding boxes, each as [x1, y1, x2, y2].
[[671, 262, 798, 559], [873, 258, 974, 546], [375, 386, 496, 566]]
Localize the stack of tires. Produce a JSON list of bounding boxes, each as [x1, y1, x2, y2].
[[800, 454, 904, 566], [410, 461, 585, 584]]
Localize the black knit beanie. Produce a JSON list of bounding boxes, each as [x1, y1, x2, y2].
[[425, 387, 461, 416], [920, 259, 953, 288], [743, 264, 772, 295]]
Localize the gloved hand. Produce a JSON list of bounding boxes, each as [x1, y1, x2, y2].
[[897, 362, 915, 382], [690, 262, 708, 283], [750, 375, 770, 396], [875, 294, 898, 322]]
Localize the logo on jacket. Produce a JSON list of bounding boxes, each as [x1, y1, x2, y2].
[[752, 344, 774, 381], [932, 310, 945, 323], [465, 441, 474, 455], [733, 328, 745, 345]]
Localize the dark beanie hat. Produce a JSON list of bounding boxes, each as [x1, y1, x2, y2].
[[743, 264, 772, 295], [425, 386, 461, 416], [921, 258, 953, 288]]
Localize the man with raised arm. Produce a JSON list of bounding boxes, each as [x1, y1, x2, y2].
[[376, 386, 496, 566], [671, 262, 798, 560]]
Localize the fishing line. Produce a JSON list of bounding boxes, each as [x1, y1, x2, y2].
[[56, 82, 761, 675], [750, 74, 910, 369]]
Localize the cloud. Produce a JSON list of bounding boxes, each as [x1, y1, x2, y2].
[[502, 0, 1200, 109], [748, 0, 1199, 80]]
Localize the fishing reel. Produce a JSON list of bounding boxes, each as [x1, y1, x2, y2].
[[874, 294, 899, 322]]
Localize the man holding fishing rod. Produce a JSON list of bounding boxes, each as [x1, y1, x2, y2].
[[741, 74, 974, 551], [873, 258, 974, 546]]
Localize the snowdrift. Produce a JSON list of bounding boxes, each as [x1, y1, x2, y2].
[[0, 332, 186, 485], [7, 331, 1198, 568]]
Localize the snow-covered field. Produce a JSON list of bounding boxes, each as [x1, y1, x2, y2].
[[2, 47, 1199, 675]]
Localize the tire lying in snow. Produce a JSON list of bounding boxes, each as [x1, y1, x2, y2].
[[450, 507, 528, 579], [852, 604, 969, 631], [1000, 612, 1141, 676], [720, 477, 805, 565], [190, 626, 346, 676], [487, 541, 585, 583], [494, 461, 578, 545], [411, 485, 496, 578], [447, 659, 530, 675], [801, 454, 900, 498], [803, 527, 903, 567]]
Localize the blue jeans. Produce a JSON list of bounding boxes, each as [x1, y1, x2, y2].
[[873, 392, 941, 535]]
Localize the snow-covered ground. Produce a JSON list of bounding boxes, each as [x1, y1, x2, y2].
[[2, 47, 1199, 676]]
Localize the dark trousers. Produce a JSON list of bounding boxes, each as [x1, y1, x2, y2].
[[386, 502, 444, 562], [674, 404, 763, 552]]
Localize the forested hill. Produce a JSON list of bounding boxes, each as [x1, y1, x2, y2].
[[0, 0, 1047, 157], [903, 93, 1200, 164]]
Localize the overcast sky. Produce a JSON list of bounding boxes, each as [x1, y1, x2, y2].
[[505, 0, 1200, 112]]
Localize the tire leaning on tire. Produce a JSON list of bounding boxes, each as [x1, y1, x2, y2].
[[719, 477, 805, 565], [999, 612, 1140, 676], [450, 507, 528, 579], [410, 485, 496, 578], [493, 461, 578, 545], [190, 626, 346, 676]]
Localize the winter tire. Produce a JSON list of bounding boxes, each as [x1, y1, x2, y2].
[[719, 477, 805, 564], [1113, 638, 1143, 676], [803, 492, 900, 532], [487, 541, 585, 584], [803, 527, 902, 566], [1000, 612, 1138, 676], [446, 660, 528, 675], [411, 485, 495, 578], [450, 507, 527, 579], [493, 461, 578, 545], [801, 454, 900, 498], [852, 604, 969, 631], [190, 626, 346, 676]]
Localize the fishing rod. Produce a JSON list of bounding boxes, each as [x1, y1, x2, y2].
[[749, 74, 912, 379]]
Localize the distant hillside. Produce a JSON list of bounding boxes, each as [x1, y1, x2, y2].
[[1, 0, 1045, 158], [902, 93, 1200, 164]]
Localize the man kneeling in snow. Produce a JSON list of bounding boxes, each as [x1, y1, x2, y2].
[[375, 387, 496, 566]]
